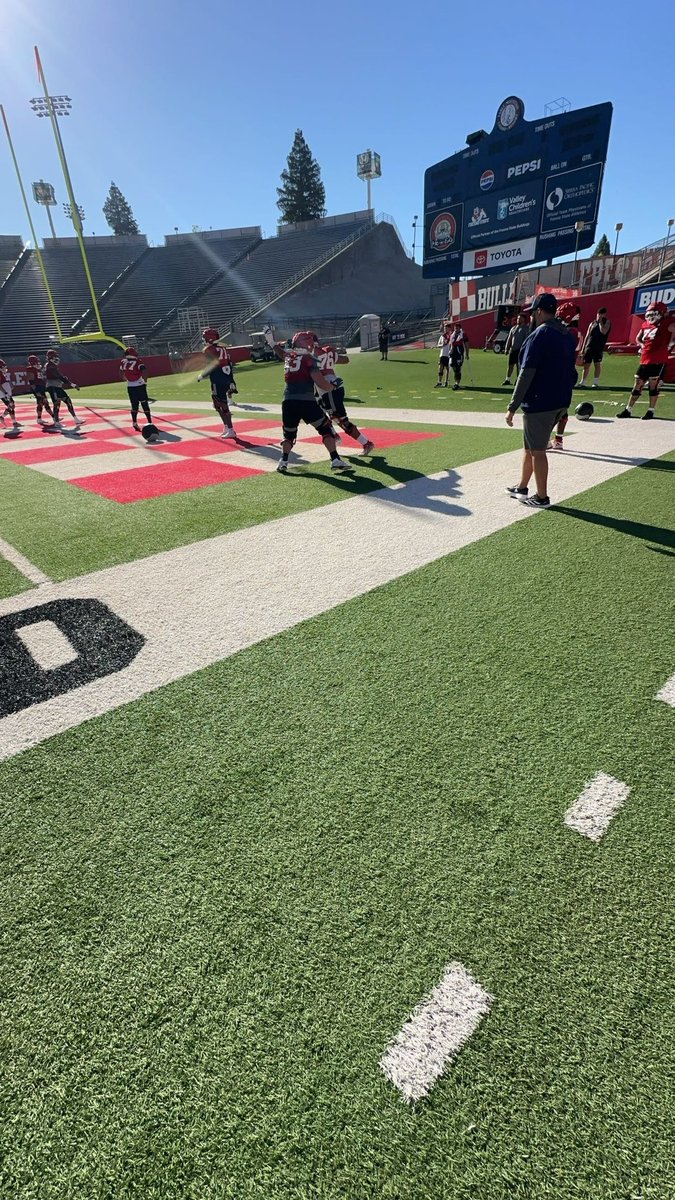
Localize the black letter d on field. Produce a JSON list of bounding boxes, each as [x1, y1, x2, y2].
[[0, 598, 145, 717]]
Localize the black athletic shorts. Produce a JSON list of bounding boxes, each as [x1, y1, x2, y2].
[[508, 350, 519, 369], [282, 394, 327, 438], [583, 348, 604, 365], [127, 384, 148, 402], [47, 386, 69, 400], [636, 363, 665, 383]]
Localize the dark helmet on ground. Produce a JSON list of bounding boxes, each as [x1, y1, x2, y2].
[[575, 401, 594, 421]]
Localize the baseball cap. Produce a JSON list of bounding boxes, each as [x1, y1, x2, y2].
[[530, 292, 558, 314]]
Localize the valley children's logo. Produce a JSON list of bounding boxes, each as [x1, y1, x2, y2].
[[480, 169, 495, 191], [429, 212, 457, 251]]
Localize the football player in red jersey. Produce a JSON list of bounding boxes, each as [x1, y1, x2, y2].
[[119, 347, 154, 430], [617, 301, 675, 419], [26, 354, 54, 424], [44, 350, 82, 428], [314, 340, 374, 455], [0, 359, 21, 431], [275, 331, 354, 474], [197, 328, 238, 439]]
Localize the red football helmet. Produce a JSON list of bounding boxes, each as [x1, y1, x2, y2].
[[27, 355, 40, 365], [124, 346, 139, 356], [291, 331, 315, 350], [202, 327, 220, 343], [557, 301, 581, 326], [645, 301, 668, 323], [0, 359, 7, 368]]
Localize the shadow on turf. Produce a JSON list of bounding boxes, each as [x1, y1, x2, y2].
[[290, 458, 471, 518], [552, 505, 675, 551]]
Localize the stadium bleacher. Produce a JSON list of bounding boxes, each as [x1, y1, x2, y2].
[[159, 215, 373, 341], [0, 236, 147, 356], [76, 230, 262, 343]]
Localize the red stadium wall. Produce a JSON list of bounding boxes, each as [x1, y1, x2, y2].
[[7, 348, 252, 392], [460, 286, 637, 352]]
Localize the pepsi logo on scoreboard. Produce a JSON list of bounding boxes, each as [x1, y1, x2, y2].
[[423, 97, 612, 276]]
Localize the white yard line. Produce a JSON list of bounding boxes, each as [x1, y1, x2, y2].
[[564, 772, 631, 842], [380, 962, 492, 1102], [0, 535, 50, 586], [655, 673, 675, 708], [0, 418, 673, 761]]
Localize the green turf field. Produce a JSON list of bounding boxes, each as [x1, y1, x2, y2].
[[1, 455, 673, 1199], [76, 348, 675, 419], [1, 350, 674, 1198], [0, 422, 520, 586]]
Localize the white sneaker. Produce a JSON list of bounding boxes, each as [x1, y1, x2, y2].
[[592, 382, 599, 389], [221, 428, 236, 439], [276, 459, 288, 473], [331, 457, 355, 473]]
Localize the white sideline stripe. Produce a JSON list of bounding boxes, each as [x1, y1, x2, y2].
[[0, 535, 50, 585], [564, 772, 631, 842], [655, 673, 675, 707], [16, 620, 78, 670], [0, 417, 673, 762], [380, 962, 492, 1102]]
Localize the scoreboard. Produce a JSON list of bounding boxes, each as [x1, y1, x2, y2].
[[423, 97, 613, 278]]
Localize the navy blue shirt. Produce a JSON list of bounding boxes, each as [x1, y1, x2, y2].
[[515, 322, 577, 412]]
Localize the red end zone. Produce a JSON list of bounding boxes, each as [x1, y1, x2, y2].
[[3, 415, 443, 503]]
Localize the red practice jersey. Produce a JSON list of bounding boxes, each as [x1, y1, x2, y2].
[[120, 356, 146, 384], [283, 349, 316, 390], [0, 365, 12, 397], [204, 344, 233, 371], [639, 319, 675, 365], [27, 362, 46, 387]]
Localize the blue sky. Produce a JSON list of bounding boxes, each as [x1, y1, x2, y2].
[[1, 0, 672, 261]]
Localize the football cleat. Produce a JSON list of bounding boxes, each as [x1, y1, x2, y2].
[[360, 439, 375, 456], [331, 457, 355, 473], [616, 408, 632, 418], [642, 409, 655, 420], [276, 459, 288, 473], [220, 428, 237, 439]]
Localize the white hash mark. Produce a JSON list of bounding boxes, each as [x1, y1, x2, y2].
[[564, 772, 631, 842], [380, 961, 492, 1102], [655, 673, 675, 708]]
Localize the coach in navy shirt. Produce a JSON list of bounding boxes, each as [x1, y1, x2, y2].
[[505, 293, 577, 508]]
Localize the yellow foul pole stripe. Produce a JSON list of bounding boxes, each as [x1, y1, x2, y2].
[[0, 103, 64, 341], [34, 45, 105, 336]]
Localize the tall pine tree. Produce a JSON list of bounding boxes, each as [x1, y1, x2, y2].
[[593, 233, 611, 256], [276, 130, 326, 224], [103, 182, 140, 236]]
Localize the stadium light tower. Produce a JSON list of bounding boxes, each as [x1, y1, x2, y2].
[[30, 46, 104, 333], [412, 215, 418, 262], [657, 217, 674, 283], [614, 222, 623, 256]]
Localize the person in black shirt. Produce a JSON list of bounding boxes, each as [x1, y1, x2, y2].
[[579, 308, 612, 388], [378, 325, 390, 360]]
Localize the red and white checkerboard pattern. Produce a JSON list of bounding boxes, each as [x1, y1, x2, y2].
[[0, 405, 440, 503], [449, 280, 478, 319]]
